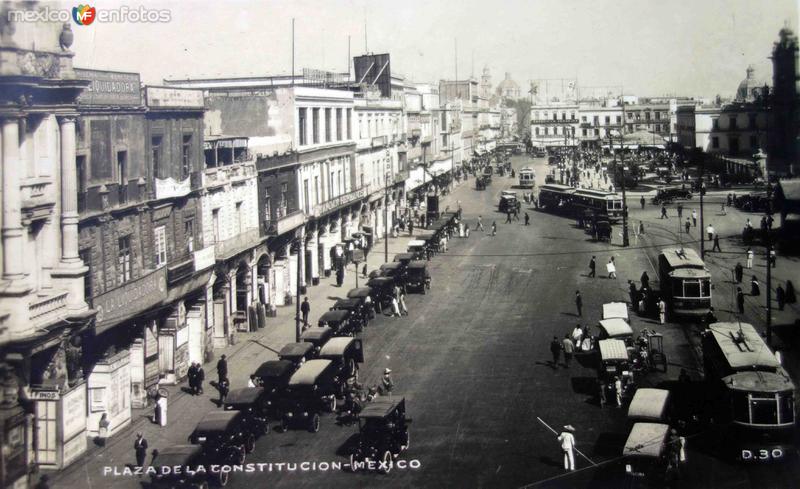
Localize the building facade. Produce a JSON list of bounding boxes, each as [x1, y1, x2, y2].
[[769, 27, 800, 176], [529, 103, 579, 148]]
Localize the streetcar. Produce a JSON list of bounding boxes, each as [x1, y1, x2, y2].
[[657, 248, 711, 319], [537, 184, 576, 215], [518, 167, 536, 188], [572, 188, 624, 221], [701, 322, 796, 463]]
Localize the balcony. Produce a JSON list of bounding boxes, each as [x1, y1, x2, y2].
[[202, 163, 256, 188], [29, 290, 69, 328], [214, 228, 262, 261], [264, 208, 306, 236], [154, 176, 191, 200], [21, 178, 55, 225]]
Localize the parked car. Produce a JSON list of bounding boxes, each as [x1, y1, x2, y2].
[[189, 411, 260, 465], [367, 277, 396, 309], [349, 397, 412, 473], [279, 359, 340, 432], [651, 187, 692, 204], [318, 337, 364, 389], [331, 298, 370, 329], [318, 309, 359, 336], [223, 387, 270, 435], [300, 326, 334, 355], [252, 360, 295, 417], [404, 261, 431, 294], [278, 342, 315, 366], [150, 444, 224, 488]]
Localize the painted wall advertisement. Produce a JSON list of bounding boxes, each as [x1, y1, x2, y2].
[[60, 385, 87, 467]]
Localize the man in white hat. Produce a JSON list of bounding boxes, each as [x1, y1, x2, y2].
[[381, 368, 394, 395], [557, 425, 576, 471]]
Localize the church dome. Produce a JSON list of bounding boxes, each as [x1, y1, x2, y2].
[[735, 65, 768, 103], [496, 72, 520, 98]]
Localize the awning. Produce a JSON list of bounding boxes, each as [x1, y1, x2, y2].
[[163, 268, 214, 305]]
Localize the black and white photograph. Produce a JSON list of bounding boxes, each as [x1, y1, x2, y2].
[[0, 0, 799, 487]]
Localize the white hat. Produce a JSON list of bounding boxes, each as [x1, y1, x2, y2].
[[563, 425, 575, 432], [384, 368, 392, 374]]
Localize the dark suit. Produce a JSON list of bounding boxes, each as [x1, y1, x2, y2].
[[134, 437, 148, 467]]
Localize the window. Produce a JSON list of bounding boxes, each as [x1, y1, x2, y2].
[[543, 127, 548, 136], [117, 150, 127, 204], [151, 136, 162, 178], [325, 108, 332, 142], [336, 108, 342, 141], [593, 116, 599, 126], [645, 112, 651, 121], [712, 137, 720, 149], [184, 219, 194, 253], [118, 236, 131, 284], [604, 116, 610, 125], [264, 189, 271, 219], [561, 113, 566, 121], [616, 116, 622, 124], [298, 108, 307, 145], [713, 119, 719, 130], [729, 116, 737, 130], [314, 176, 320, 204], [181, 135, 192, 179], [329, 171, 336, 196], [280, 182, 288, 211], [582, 128, 587, 136], [338, 170, 343, 194], [303, 179, 310, 212], [212, 209, 220, 242], [552, 113, 557, 121], [346, 109, 352, 139], [312, 108, 320, 144], [76, 155, 86, 212], [154, 226, 167, 268], [79, 249, 92, 300], [569, 112, 575, 120], [655, 111, 661, 120], [535, 127, 540, 136], [581, 116, 587, 123]]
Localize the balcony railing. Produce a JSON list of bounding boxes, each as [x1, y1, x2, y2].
[[29, 290, 70, 328], [264, 209, 306, 236], [202, 163, 256, 188], [21, 178, 55, 224], [215, 228, 262, 261]]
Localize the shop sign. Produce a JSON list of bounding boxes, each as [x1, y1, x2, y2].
[[30, 390, 59, 401], [146, 86, 205, 108], [193, 245, 216, 271], [94, 268, 167, 332], [61, 386, 86, 440], [75, 69, 142, 106], [313, 187, 368, 217], [176, 326, 189, 347]]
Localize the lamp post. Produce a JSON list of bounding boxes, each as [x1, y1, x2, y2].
[[755, 149, 773, 344], [384, 148, 391, 263], [294, 232, 303, 342]]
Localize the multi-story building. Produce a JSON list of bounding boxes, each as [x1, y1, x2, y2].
[[440, 78, 477, 162], [404, 83, 443, 198], [622, 102, 671, 139], [769, 27, 800, 176], [577, 101, 623, 147], [0, 13, 94, 479], [529, 103, 579, 149], [676, 103, 768, 157]]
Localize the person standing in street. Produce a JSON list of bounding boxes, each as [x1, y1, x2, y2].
[[751, 276, 760, 296], [658, 298, 667, 324], [629, 281, 639, 312], [684, 218, 691, 235], [614, 376, 623, 407], [301, 297, 311, 326], [777, 284, 786, 311], [640, 195, 645, 209], [187, 363, 197, 395], [562, 334, 575, 368], [588, 256, 596, 278], [491, 221, 497, 236], [505, 210, 512, 224], [381, 368, 394, 395], [712, 234, 721, 252], [640, 271, 650, 290], [575, 290, 583, 316], [692, 209, 697, 227], [390, 295, 402, 317], [216, 354, 228, 385], [770, 250, 777, 268], [638, 220, 645, 235], [134, 432, 148, 469], [660, 205, 668, 219], [706, 224, 715, 241], [399, 289, 409, 316], [607, 258, 617, 279], [524, 212, 530, 226], [737, 287, 745, 314], [746, 248, 754, 269], [558, 425, 577, 471], [218, 378, 229, 405], [156, 393, 167, 427], [734, 262, 743, 283], [677, 203, 683, 218], [720, 201, 726, 215], [550, 336, 562, 368], [476, 215, 484, 232], [196, 364, 205, 394]]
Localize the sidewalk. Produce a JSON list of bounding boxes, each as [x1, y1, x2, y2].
[[47, 181, 468, 488]]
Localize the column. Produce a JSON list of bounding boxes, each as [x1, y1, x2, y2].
[[308, 229, 320, 285], [297, 226, 306, 291], [2, 117, 24, 281], [58, 116, 80, 265]]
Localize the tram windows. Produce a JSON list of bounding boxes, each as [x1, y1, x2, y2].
[[751, 396, 779, 425], [779, 395, 795, 424], [702, 280, 711, 297], [733, 392, 749, 424], [684, 281, 701, 298]]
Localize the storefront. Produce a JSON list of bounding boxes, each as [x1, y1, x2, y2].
[[29, 383, 87, 470], [86, 351, 130, 437]]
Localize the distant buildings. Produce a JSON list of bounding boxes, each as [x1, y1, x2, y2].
[[768, 27, 800, 176]]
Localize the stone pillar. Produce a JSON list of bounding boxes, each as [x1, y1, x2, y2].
[[308, 229, 320, 285], [57, 116, 80, 265], [2, 117, 24, 282], [297, 226, 306, 290]]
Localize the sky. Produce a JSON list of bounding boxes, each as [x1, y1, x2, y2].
[[65, 0, 799, 98]]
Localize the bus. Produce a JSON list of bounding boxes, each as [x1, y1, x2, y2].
[[657, 248, 711, 319], [701, 322, 796, 462], [572, 188, 624, 221], [518, 167, 536, 188]]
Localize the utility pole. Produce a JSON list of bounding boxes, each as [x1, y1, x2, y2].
[[294, 233, 302, 341], [761, 149, 773, 345], [619, 99, 629, 246], [698, 152, 705, 260], [384, 172, 389, 263]]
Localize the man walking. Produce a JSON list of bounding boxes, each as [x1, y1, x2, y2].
[[301, 297, 311, 326], [588, 256, 596, 278], [660, 205, 668, 219], [557, 425, 576, 471], [706, 224, 715, 241], [575, 290, 583, 317], [505, 210, 512, 224], [684, 218, 691, 235], [476, 215, 484, 232], [196, 363, 205, 394], [491, 221, 497, 236], [746, 248, 754, 269], [607, 258, 617, 279], [691, 209, 697, 227], [712, 234, 721, 252], [550, 336, 562, 368], [640, 195, 645, 210], [524, 212, 530, 226], [216, 354, 228, 386], [677, 203, 683, 218], [734, 262, 743, 283], [737, 287, 745, 314], [187, 362, 197, 395], [777, 284, 786, 311], [562, 334, 575, 368], [134, 432, 148, 469]]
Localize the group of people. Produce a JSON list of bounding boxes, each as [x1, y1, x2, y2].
[[550, 324, 593, 369], [586, 255, 617, 279]]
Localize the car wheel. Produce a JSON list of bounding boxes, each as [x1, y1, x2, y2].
[[401, 430, 410, 451], [309, 413, 320, 433], [349, 453, 359, 472], [216, 470, 229, 487], [245, 433, 256, 453], [347, 359, 356, 377], [234, 446, 246, 464], [381, 450, 393, 474], [328, 395, 337, 412], [280, 418, 289, 432]]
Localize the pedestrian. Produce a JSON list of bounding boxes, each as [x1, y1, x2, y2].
[[588, 256, 596, 278], [751, 276, 760, 296], [607, 258, 617, 279], [571, 324, 583, 345], [684, 218, 691, 235], [216, 354, 228, 385], [336, 266, 345, 287], [629, 280, 639, 312], [152, 393, 161, 424], [505, 210, 512, 223], [196, 364, 205, 394], [787, 280, 797, 303], [381, 368, 394, 395], [362, 263, 368, 277], [712, 234, 721, 252], [734, 262, 743, 283], [390, 295, 401, 317], [638, 220, 645, 235], [770, 250, 776, 268], [218, 377, 229, 405], [562, 334, 575, 367], [550, 336, 562, 367], [187, 362, 197, 395], [640, 195, 645, 209], [134, 432, 148, 469], [614, 376, 623, 407], [721, 201, 726, 215], [524, 212, 530, 226], [691, 209, 697, 227], [746, 218, 753, 229], [301, 296, 310, 326], [677, 203, 683, 218], [737, 287, 745, 314], [491, 221, 497, 236], [156, 393, 167, 427], [557, 425, 577, 471], [660, 205, 668, 219], [746, 248, 754, 269], [776, 284, 786, 311], [97, 413, 110, 447], [706, 224, 715, 241], [476, 215, 484, 231], [399, 289, 409, 316], [575, 290, 582, 316], [658, 298, 666, 324], [598, 378, 608, 406], [641, 271, 650, 289]]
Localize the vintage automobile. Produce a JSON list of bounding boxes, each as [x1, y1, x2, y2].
[[149, 444, 223, 488], [252, 360, 295, 416], [651, 187, 693, 205], [189, 411, 259, 465], [393, 253, 415, 268], [367, 277, 397, 309], [602, 302, 629, 321], [318, 337, 364, 387], [598, 339, 636, 402], [349, 397, 412, 473], [592, 219, 612, 242], [279, 359, 340, 432], [379, 262, 407, 287], [406, 239, 428, 260], [499, 191, 518, 213], [300, 326, 335, 354], [627, 388, 672, 425], [318, 309, 360, 335], [597, 318, 635, 347], [332, 297, 370, 329], [346, 287, 376, 315], [223, 387, 270, 435], [278, 342, 315, 366], [405, 260, 431, 294], [623, 422, 673, 482]]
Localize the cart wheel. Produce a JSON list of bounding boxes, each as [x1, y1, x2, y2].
[[245, 433, 256, 453], [347, 359, 356, 377], [216, 470, 229, 487], [381, 450, 393, 473], [280, 418, 289, 432], [234, 446, 246, 464], [309, 413, 321, 433], [328, 395, 337, 412]]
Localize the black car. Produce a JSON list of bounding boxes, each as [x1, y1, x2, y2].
[[651, 187, 692, 205], [331, 298, 369, 330], [279, 359, 340, 432], [189, 411, 260, 466], [150, 444, 225, 488], [317, 309, 359, 336], [349, 397, 412, 473], [318, 337, 364, 388], [367, 277, 396, 309], [345, 287, 376, 318], [300, 326, 334, 354], [278, 342, 315, 366], [405, 261, 431, 294], [379, 262, 407, 285], [393, 253, 415, 268], [223, 387, 270, 435], [252, 360, 295, 416]]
